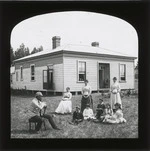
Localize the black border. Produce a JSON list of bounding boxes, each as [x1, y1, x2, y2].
[[0, 1, 150, 150]]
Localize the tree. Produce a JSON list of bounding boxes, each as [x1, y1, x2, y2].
[[38, 46, 43, 52], [31, 46, 44, 54], [31, 47, 38, 54], [14, 43, 30, 60], [25, 47, 30, 56]]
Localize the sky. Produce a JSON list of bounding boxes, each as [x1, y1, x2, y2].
[[11, 11, 138, 63]]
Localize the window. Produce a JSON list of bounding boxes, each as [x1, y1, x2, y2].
[[20, 66, 23, 80], [30, 65, 35, 81], [78, 61, 86, 82], [16, 71, 18, 81], [119, 64, 126, 82]]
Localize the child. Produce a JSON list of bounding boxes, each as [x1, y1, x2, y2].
[[71, 106, 83, 125], [93, 99, 105, 123], [102, 103, 113, 122], [95, 99, 106, 119], [103, 103, 126, 124], [83, 104, 95, 120]]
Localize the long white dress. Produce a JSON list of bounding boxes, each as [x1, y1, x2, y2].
[[55, 92, 72, 114], [110, 82, 122, 109]]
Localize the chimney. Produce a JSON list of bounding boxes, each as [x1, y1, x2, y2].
[[52, 36, 61, 49], [91, 42, 99, 47]]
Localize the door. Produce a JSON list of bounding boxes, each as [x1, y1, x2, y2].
[[43, 69, 53, 90], [99, 69, 104, 88], [43, 70, 48, 89], [99, 63, 110, 89], [48, 69, 53, 89]]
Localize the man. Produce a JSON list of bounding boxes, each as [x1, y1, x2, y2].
[[81, 80, 93, 112], [72, 106, 83, 124], [29, 92, 61, 132]]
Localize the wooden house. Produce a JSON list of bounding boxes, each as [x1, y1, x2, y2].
[[11, 36, 136, 93]]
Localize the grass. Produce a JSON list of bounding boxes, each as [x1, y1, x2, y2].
[[11, 92, 138, 139]]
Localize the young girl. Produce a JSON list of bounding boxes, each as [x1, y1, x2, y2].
[[55, 87, 72, 114], [102, 103, 113, 122], [103, 103, 126, 124]]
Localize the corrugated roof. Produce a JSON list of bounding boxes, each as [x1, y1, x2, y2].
[[14, 44, 136, 62]]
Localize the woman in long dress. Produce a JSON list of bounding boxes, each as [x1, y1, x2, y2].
[[55, 87, 72, 114], [110, 77, 122, 110], [81, 80, 93, 113]]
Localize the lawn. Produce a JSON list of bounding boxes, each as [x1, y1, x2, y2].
[[11, 93, 138, 138]]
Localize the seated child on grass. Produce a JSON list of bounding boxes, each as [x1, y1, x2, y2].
[[72, 106, 83, 125], [102, 103, 113, 121], [103, 103, 126, 124], [93, 99, 106, 122], [83, 104, 96, 120]]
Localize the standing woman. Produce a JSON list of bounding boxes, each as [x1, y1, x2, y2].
[[110, 77, 122, 110], [81, 80, 93, 113]]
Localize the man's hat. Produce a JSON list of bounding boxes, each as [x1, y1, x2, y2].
[[35, 91, 43, 97]]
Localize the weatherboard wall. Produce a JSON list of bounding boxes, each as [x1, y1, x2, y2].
[[63, 54, 135, 92], [11, 55, 64, 91]]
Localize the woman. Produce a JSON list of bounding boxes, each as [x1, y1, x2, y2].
[[55, 87, 72, 114], [81, 80, 93, 113], [110, 77, 122, 110]]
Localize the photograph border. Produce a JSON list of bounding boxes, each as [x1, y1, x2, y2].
[[0, 0, 150, 150]]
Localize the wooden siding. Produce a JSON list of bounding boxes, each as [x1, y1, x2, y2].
[[15, 54, 63, 69], [11, 64, 64, 92], [63, 56, 135, 92]]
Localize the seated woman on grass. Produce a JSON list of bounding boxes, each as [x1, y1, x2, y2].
[[83, 104, 96, 121], [103, 103, 126, 124], [55, 87, 72, 114]]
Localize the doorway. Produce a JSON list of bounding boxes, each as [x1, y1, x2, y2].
[[99, 63, 110, 89], [43, 69, 53, 90]]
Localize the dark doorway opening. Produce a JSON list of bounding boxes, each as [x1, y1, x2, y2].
[[43, 69, 53, 90], [99, 63, 110, 89]]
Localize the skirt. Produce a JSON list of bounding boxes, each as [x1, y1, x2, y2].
[[55, 100, 72, 114], [110, 92, 122, 109]]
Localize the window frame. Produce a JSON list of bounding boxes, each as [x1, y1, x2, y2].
[[77, 60, 86, 83], [20, 66, 23, 81], [119, 63, 126, 83], [30, 64, 35, 82]]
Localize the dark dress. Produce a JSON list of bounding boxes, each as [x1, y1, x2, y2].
[[81, 95, 93, 113], [73, 111, 83, 121], [95, 103, 106, 119]]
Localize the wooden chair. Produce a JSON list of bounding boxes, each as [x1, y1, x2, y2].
[[29, 116, 46, 131]]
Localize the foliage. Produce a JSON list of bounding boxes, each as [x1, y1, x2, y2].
[[14, 43, 31, 60], [10, 44, 44, 65], [31, 46, 43, 54]]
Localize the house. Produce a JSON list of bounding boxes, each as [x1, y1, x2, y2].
[[11, 36, 137, 94]]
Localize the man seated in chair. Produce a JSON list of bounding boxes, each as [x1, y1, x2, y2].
[[29, 91, 61, 132]]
